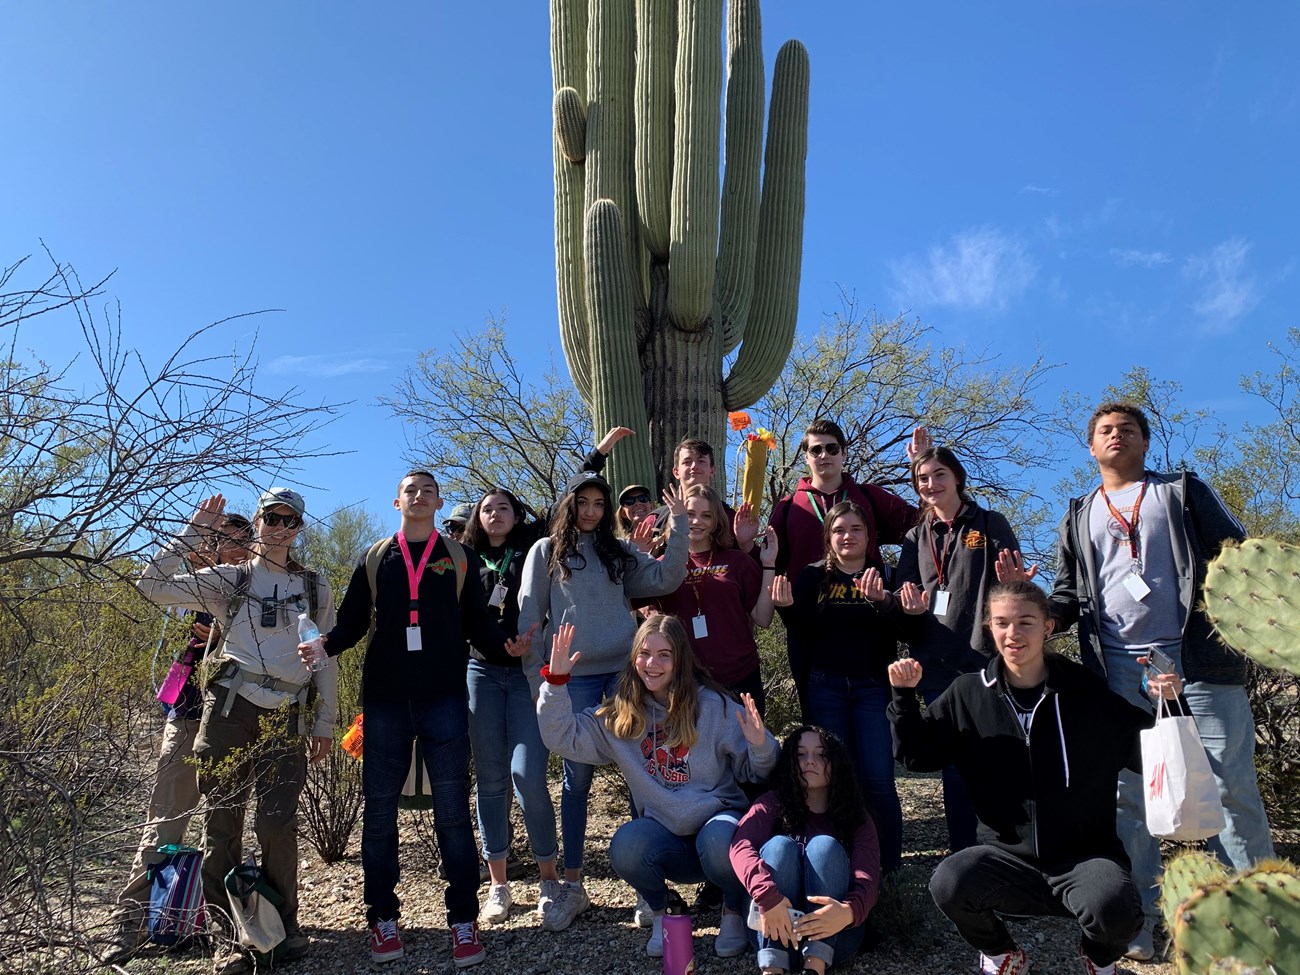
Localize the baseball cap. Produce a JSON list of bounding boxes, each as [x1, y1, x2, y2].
[[446, 502, 474, 525], [256, 487, 306, 517], [618, 484, 653, 504], [564, 471, 611, 497]]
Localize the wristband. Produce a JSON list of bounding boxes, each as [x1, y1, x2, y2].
[[540, 664, 571, 686], [762, 565, 777, 572]]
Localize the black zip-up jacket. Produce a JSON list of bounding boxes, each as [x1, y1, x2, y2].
[[325, 535, 510, 703], [1047, 470, 1248, 685], [888, 652, 1154, 865]]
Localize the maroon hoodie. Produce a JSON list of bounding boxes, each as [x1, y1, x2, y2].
[[770, 473, 917, 577]]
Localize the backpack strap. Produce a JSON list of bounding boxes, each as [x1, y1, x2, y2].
[[364, 536, 395, 650], [441, 535, 468, 600]]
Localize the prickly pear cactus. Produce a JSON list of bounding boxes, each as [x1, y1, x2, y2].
[[550, 0, 809, 491], [1161, 850, 1230, 934], [1203, 538, 1300, 675], [1169, 860, 1300, 975]]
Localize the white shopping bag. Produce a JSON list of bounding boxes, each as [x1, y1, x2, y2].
[[1140, 697, 1226, 841]]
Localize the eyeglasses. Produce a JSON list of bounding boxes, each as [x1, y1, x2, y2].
[[620, 494, 652, 507], [261, 511, 303, 529], [806, 443, 843, 458]]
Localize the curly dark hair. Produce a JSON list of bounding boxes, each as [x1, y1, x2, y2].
[[772, 725, 869, 850], [548, 483, 636, 583]]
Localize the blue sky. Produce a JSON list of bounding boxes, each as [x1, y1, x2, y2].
[[3, 2, 1297, 525]]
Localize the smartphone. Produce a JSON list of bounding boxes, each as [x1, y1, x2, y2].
[[1141, 646, 1176, 696]]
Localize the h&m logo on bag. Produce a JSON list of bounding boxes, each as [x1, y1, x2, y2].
[[1148, 761, 1166, 800]]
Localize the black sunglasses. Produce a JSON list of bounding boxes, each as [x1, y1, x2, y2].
[[261, 511, 303, 529], [620, 493, 653, 507], [806, 443, 843, 458]]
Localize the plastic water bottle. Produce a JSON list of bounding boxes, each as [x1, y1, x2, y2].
[[662, 890, 694, 975], [297, 612, 325, 673]]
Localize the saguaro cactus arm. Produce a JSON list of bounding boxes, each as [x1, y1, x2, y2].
[[634, 0, 675, 261]]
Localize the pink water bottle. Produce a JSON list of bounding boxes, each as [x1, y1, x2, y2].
[[662, 890, 694, 975], [156, 651, 195, 709]]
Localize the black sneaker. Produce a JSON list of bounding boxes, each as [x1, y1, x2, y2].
[[690, 880, 724, 915]]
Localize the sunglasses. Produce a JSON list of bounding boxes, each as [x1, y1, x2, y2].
[[261, 511, 303, 529], [806, 443, 843, 458], [620, 494, 653, 507]]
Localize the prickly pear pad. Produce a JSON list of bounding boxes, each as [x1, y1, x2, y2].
[[1170, 860, 1300, 975], [1203, 538, 1300, 676], [1160, 850, 1230, 934]]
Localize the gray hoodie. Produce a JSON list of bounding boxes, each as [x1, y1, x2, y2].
[[537, 682, 778, 836], [518, 512, 690, 691]]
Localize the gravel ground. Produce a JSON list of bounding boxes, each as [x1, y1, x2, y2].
[[97, 769, 1218, 975]]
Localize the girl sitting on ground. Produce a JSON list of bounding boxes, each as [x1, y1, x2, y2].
[[729, 726, 880, 975], [536, 614, 778, 959]]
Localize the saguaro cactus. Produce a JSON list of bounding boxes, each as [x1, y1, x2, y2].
[[550, 0, 809, 491]]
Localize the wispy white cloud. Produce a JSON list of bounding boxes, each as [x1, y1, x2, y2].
[[1184, 237, 1260, 329], [1019, 184, 1060, 197], [890, 227, 1037, 312], [1110, 248, 1173, 269], [267, 353, 389, 377]]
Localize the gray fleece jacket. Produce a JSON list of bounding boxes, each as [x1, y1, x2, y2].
[[537, 682, 778, 835], [517, 512, 690, 692]]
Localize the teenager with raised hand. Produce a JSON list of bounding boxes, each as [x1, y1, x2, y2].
[[460, 487, 560, 927], [516, 471, 690, 931], [650, 437, 761, 551], [646, 484, 780, 714], [892, 445, 1023, 853], [730, 726, 880, 975], [769, 419, 920, 721], [538, 615, 779, 958], [300, 471, 535, 969], [771, 500, 903, 873], [139, 489, 336, 975], [888, 581, 1182, 975]]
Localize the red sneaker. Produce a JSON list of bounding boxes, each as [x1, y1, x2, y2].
[[368, 918, 404, 963], [450, 920, 486, 969]]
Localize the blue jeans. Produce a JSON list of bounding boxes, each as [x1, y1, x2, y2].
[[1104, 649, 1275, 917], [608, 813, 746, 912], [807, 671, 902, 871], [361, 697, 480, 925], [754, 835, 866, 970], [923, 688, 979, 853], [561, 670, 622, 871], [466, 659, 558, 864]]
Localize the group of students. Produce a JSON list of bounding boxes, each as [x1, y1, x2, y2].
[[107, 402, 1275, 975]]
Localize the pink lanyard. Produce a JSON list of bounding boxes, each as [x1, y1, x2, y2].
[[394, 530, 438, 626]]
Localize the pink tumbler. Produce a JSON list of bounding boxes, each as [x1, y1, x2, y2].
[[662, 890, 694, 975]]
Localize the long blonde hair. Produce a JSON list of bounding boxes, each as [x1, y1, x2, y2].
[[596, 614, 731, 749]]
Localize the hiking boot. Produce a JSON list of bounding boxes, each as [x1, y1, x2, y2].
[[715, 910, 748, 958], [282, 931, 310, 961], [369, 918, 405, 963], [480, 883, 512, 924], [978, 947, 1030, 975], [451, 920, 486, 968], [1078, 944, 1117, 975], [101, 915, 146, 965], [1124, 916, 1156, 961], [633, 892, 654, 928], [540, 881, 590, 932], [646, 913, 665, 957], [212, 945, 252, 975], [537, 878, 564, 919], [692, 879, 724, 915]]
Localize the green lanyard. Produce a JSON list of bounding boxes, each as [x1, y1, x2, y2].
[[804, 489, 846, 525], [480, 548, 514, 577]]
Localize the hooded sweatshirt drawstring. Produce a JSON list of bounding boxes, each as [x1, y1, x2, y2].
[[1055, 696, 1070, 788]]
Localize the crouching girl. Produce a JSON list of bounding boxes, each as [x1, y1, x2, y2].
[[887, 581, 1181, 975], [730, 726, 880, 975], [537, 614, 778, 958]]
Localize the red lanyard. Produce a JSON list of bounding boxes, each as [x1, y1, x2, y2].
[[927, 519, 961, 589], [1099, 479, 1147, 564], [804, 488, 846, 525], [688, 549, 715, 615], [395, 530, 438, 626]]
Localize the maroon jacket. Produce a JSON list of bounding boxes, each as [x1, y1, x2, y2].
[[770, 473, 918, 577]]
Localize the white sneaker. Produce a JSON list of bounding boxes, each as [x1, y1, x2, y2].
[[1124, 917, 1156, 961], [646, 914, 665, 957], [634, 892, 654, 928], [537, 879, 564, 918], [541, 881, 590, 932], [479, 883, 512, 924], [714, 910, 748, 957]]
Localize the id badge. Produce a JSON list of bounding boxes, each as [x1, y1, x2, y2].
[[1122, 573, 1151, 601], [692, 614, 709, 639], [406, 626, 422, 652], [488, 583, 508, 608], [931, 590, 951, 617]]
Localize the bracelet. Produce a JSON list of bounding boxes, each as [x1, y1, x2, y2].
[[540, 664, 570, 686], [762, 566, 777, 572]]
